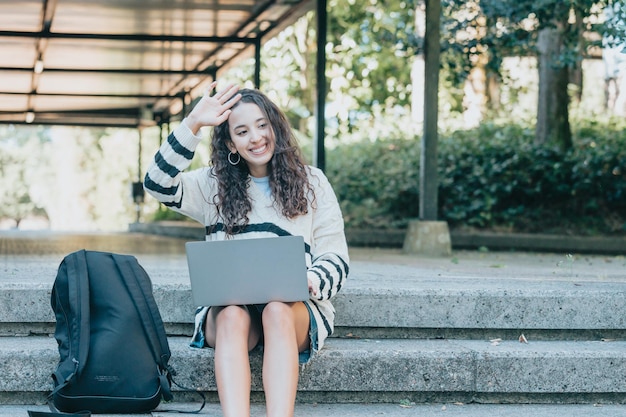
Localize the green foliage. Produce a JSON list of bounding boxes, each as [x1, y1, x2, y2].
[[326, 138, 421, 228], [598, 0, 626, 48], [326, 119, 626, 235], [0, 125, 141, 230], [221, 0, 624, 150], [0, 126, 50, 226], [326, 0, 418, 111]]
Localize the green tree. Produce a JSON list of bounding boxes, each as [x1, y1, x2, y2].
[[230, 0, 626, 148], [446, 0, 625, 149], [325, 0, 421, 136], [0, 124, 139, 231], [36, 127, 138, 230], [0, 126, 49, 227], [224, 0, 425, 145]]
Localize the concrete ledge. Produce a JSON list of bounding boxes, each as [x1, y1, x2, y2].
[[2, 336, 625, 401], [451, 231, 626, 255], [366, 229, 626, 255], [129, 222, 626, 255], [129, 221, 204, 241]]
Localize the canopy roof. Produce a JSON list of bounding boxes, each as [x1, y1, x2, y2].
[[0, 0, 313, 128]]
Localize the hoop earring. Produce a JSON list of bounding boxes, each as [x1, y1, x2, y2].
[[228, 151, 241, 165]]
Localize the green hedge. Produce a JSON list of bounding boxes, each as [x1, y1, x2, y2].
[[325, 121, 626, 235]]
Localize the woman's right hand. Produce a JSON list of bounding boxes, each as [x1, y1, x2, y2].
[[185, 81, 241, 135]]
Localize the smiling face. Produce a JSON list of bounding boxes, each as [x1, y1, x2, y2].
[[226, 102, 276, 178]]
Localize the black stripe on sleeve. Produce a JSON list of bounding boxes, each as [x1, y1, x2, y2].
[[167, 132, 195, 160], [315, 264, 334, 298], [144, 174, 179, 196], [155, 152, 180, 178]]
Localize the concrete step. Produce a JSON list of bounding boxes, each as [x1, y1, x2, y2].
[[2, 336, 625, 405], [2, 233, 625, 406], [4, 402, 626, 417], [2, 282, 624, 340], [2, 251, 625, 340]]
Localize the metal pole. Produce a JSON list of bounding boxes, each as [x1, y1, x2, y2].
[[136, 128, 143, 223], [254, 38, 261, 89], [314, 0, 327, 171], [137, 128, 142, 183], [419, 0, 440, 220]]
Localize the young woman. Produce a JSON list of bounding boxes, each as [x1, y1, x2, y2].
[[144, 81, 349, 417]]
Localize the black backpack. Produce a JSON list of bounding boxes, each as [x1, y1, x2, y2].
[[46, 249, 201, 415]]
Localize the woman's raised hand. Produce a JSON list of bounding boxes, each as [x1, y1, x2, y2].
[[185, 81, 241, 135]]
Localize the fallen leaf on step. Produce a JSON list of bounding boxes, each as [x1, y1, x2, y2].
[[490, 338, 502, 346], [519, 333, 528, 343], [399, 399, 414, 408]]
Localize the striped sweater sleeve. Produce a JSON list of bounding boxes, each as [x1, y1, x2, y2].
[[143, 121, 210, 224], [307, 168, 350, 301]]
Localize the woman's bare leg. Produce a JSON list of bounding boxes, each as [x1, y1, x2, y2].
[[261, 301, 310, 417], [204, 305, 262, 417]]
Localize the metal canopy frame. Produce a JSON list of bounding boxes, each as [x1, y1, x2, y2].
[[0, 0, 314, 129]]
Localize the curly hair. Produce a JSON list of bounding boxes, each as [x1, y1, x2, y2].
[[209, 88, 312, 235]]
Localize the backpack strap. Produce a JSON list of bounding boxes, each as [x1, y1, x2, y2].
[[112, 254, 172, 396], [28, 410, 91, 417], [50, 250, 91, 397], [112, 254, 205, 414]]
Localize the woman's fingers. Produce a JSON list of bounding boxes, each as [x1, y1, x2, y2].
[[218, 84, 241, 107], [203, 81, 218, 97], [189, 81, 242, 127], [208, 82, 238, 102], [307, 278, 319, 297]]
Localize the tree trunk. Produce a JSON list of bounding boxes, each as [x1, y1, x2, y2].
[[568, 5, 585, 104], [535, 25, 572, 150], [486, 70, 501, 111]]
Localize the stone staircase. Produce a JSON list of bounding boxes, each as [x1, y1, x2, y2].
[[0, 232, 625, 414]]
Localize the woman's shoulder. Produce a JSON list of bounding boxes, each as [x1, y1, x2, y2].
[[304, 165, 331, 187], [304, 164, 327, 179]]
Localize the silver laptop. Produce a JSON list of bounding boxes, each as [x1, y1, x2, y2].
[[185, 235, 309, 306]]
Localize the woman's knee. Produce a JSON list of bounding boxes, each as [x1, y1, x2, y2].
[[262, 302, 310, 351], [216, 305, 254, 330], [262, 302, 310, 334], [219, 305, 263, 349], [261, 302, 294, 327], [218, 304, 250, 320], [205, 305, 254, 344]]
